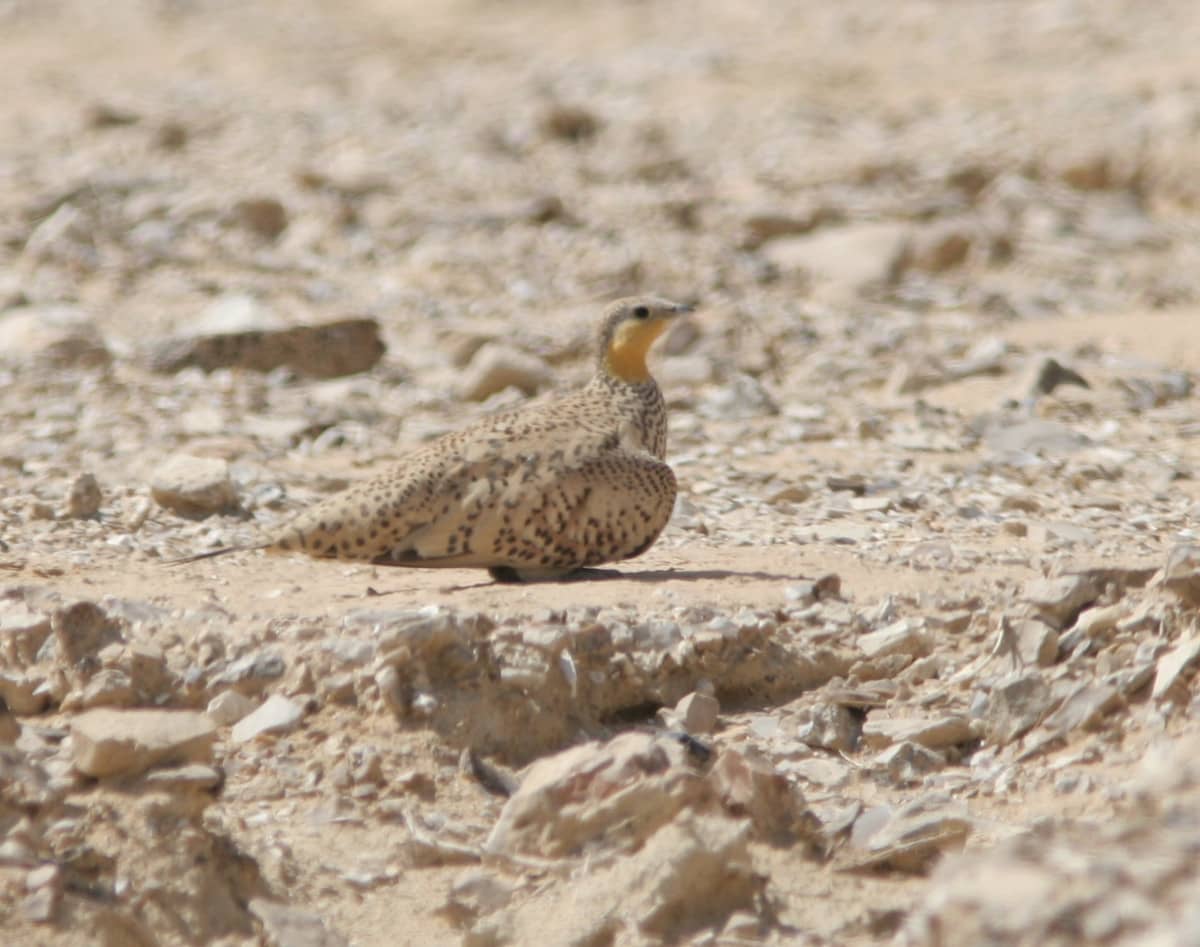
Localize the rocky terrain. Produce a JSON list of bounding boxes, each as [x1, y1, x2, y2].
[[2, 0, 1200, 944]]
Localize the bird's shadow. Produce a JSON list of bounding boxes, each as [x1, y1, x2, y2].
[[345, 565, 805, 598], [589, 567, 799, 584], [418, 566, 801, 594]]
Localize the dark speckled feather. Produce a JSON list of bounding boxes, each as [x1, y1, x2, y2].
[[173, 296, 690, 581]]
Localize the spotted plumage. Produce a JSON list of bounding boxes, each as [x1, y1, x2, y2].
[[175, 296, 691, 581]]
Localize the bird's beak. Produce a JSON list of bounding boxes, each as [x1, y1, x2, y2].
[[668, 301, 695, 316]]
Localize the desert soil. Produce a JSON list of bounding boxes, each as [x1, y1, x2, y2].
[[3, 1, 1200, 945]]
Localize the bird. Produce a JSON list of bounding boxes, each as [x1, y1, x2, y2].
[[172, 296, 692, 582]]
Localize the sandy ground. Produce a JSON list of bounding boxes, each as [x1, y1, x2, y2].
[[3, 1, 1200, 945]]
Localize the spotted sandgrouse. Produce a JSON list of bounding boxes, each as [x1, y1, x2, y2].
[[175, 296, 691, 581]]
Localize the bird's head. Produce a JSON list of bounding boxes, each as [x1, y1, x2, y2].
[[598, 296, 693, 383]]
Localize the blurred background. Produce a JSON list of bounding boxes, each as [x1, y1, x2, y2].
[[3, 0, 1199, 344], [2, 0, 1199, 477]]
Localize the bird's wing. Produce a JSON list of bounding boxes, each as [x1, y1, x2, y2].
[[372, 445, 676, 570]]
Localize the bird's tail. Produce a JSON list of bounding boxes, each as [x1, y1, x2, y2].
[[164, 544, 270, 566]]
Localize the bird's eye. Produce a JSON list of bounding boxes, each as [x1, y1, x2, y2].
[[633, 305, 650, 319]]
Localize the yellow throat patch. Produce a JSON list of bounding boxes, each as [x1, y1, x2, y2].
[[603, 319, 668, 383]]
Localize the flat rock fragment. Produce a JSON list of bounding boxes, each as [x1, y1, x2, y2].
[[458, 343, 552, 401], [1152, 632, 1200, 700], [1022, 574, 1103, 629], [249, 899, 349, 947], [983, 671, 1055, 745], [847, 795, 971, 872], [148, 318, 385, 378], [71, 708, 217, 778], [471, 815, 759, 947], [231, 694, 305, 743], [484, 732, 702, 858], [862, 715, 973, 751], [1153, 544, 1200, 607], [150, 454, 239, 516], [857, 618, 932, 660]]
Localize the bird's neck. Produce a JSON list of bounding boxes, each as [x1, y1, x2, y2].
[[603, 348, 652, 383], [600, 322, 666, 383]]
